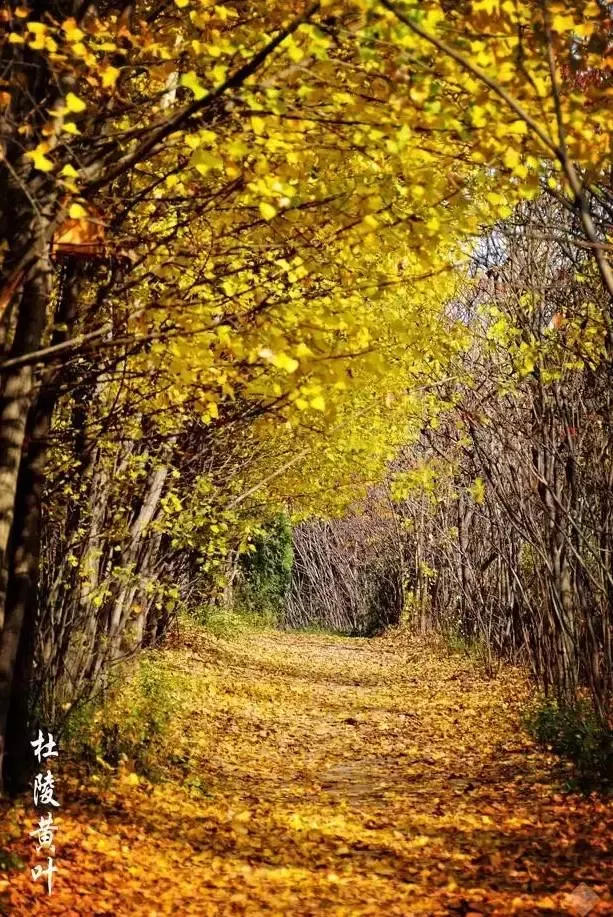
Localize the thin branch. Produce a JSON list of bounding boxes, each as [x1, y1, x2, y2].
[[84, 3, 321, 191], [379, 0, 558, 155]]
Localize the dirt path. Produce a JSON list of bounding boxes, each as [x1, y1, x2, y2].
[[3, 630, 612, 915]]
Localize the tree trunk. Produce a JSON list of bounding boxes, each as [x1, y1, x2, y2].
[[0, 261, 76, 793]]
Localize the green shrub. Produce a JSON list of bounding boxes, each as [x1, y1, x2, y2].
[[198, 603, 277, 636], [190, 603, 245, 637], [237, 513, 293, 622], [438, 626, 499, 677], [64, 654, 177, 778], [525, 696, 613, 791]]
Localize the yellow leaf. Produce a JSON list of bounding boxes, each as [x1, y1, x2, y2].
[[506, 120, 528, 135], [552, 13, 576, 32], [26, 144, 54, 172], [503, 147, 520, 170], [211, 64, 227, 84], [251, 115, 266, 136], [471, 106, 488, 128], [68, 203, 87, 219], [102, 65, 120, 88], [180, 71, 206, 101], [363, 214, 379, 229], [286, 39, 304, 63], [310, 395, 326, 411], [63, 122, 81, 135], [259, 202, 277, 221], [175, 0, 189, 6], [8, 33, 24, 43], [61, 18, 84, 41], [192, 149, 223, 175], [272, 353, 299, 373], [65, 92, 86, 113], [470, 477, 486, 505]]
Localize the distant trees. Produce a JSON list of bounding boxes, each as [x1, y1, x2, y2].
[[292, 193, 613, 725], [395, 196, 613, 722], [286, 509, 404, 635]]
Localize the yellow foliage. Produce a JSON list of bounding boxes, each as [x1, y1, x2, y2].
[[5, 629, 609, 915]]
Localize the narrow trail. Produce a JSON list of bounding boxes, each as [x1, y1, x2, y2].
[[3, 631, 612, 915]]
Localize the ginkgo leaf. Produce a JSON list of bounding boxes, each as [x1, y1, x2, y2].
[[61, 17, 84, 41], [551, 12, 576, 31], [503, 147, 520, 170], [65, 92, 86, 113], [259, 202, 277, 221], [60, 163, 80, 181], [286, 38, 304, 63], [272, 353, 299, 373], [470, 477, 486, 504], [180, 71, 206, 101], [68, 203, 88, 219], [26, 144, 54, 172], [310, 395, 326, 411], [211, 64, 228, 84], [102, 65, 120, 88], [506, 120, 528, 135], [192, 149, 223, 175], [251, 115, 266, 135]]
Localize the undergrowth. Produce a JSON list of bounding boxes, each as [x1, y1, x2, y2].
[[64, 653, 183, 780], [190, 603, 276, 637], [525, 696, 613, 792]]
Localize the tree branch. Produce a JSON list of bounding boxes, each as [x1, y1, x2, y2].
[[84, 2, 321, 192]]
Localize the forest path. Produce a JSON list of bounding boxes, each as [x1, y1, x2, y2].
[[4, 629, 612, 915]]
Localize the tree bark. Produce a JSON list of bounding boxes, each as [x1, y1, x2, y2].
[[0, 261, 76, 793]]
